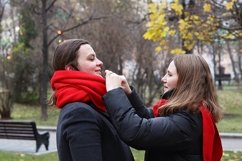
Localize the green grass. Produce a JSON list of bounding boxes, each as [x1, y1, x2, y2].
[[0, 85, 242, 160], [0, 150, 241, 161], [132, 149, 144, 161], [132, 150, 242, 161], [217, 85, 242, 132], [11, 104, 59, 127], [0, 151, 58, 161], [222, 151, 242, 161]]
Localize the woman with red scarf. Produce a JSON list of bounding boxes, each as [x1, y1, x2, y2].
[[50, 39, 134, 161], [103, 54, 223, 161]]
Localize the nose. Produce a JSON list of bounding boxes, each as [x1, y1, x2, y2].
[[161, 75, 166, 83], [97, 58, 103, 67]]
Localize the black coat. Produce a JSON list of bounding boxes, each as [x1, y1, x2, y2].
[[103, 88, 203, 161], [56, 102, 134, 161]]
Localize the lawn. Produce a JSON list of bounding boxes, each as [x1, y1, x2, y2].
[[0, 152, 58, 161], [0, 85, 242, 161], [0, 150, 241, 161], [11, 103, 59, 126], [217, 85, 242, 132]]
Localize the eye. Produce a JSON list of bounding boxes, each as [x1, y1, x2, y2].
[[88, 55, 95, 61], [167, 72, 172, 76]]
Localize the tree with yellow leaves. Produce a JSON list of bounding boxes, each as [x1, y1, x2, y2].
[[144, 0, 242, 54]]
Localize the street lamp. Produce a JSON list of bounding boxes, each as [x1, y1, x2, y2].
[[57, 30, 63, 35], [57, 30, 64, 43], [6, 53, 11, 60]]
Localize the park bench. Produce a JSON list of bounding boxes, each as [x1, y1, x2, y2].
[[215, 74, 231, 84], [0, 120, 50, 152]]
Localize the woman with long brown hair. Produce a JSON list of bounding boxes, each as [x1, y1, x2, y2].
[[104, 54, 223, 161]]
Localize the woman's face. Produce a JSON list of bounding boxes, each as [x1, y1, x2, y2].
[[161, 61, 178, 93], [76, 44, 103, 76]]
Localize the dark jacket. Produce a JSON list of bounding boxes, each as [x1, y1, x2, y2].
[[103, 88, 203, 161], [56, 102, 134, 161]]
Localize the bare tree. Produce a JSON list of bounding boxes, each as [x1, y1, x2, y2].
[[238, 40, 242, 81], [226, 41, 239, 82], [0, 0, 14, 119], [11, 0, 108, 120]]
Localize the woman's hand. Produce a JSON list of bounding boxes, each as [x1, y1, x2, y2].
[[105, 70, 132, 95]]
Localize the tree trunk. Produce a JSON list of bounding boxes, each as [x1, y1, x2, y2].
[[217, 43, 223, 90], [226, 41, 239, 82], [238, 40, 242, 81], [0, 90, 12, 119], [181, 0, 195, 54], [40, 0, 48, 120]]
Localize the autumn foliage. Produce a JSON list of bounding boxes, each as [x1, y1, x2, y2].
[[144, 0, 242, 54]]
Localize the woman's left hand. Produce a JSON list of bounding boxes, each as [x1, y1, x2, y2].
[[105, 70, 131, 94]]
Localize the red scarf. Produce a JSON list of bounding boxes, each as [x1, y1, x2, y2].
[[152, 99, 167, 117], [200, 106, 223, 161], [152, 100, 223, 161], [50, 70, 107, 112]]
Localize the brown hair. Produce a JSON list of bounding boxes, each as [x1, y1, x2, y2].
[[158, 54, 222, 122], [50, 39, 89, 105], [52, 39, 89, 71]]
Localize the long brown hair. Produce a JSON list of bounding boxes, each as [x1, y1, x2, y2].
[[158, 54, 222, 122]]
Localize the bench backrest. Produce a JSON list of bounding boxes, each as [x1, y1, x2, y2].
[[215, 74, 231, 81], [0, 120, 38, 140]]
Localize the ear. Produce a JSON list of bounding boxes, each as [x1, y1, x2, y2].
[[65, 65, 73, 71]]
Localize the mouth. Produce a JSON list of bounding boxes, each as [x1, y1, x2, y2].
[[95, 70, 103, 76], [163, 86, 168, 92]]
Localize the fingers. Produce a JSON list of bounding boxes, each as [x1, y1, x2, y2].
[[105, 70, 122, 91], [105, 70, 131, 94], [119, 76, 132, 95], [105, 70, 124, 79], [105, 70, 113, 76]]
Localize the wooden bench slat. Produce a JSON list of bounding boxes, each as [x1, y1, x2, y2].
[[0, 124, 33, 126], [0, 135, 36, 140], [1, 127, 34, 130], [0, 133, 35, 136], [0, 129, 35, 133], [0, 131, 35, 135], [0, 131, 34, 134], [0, 133, 35, 137], [0, 123, 35, 126]]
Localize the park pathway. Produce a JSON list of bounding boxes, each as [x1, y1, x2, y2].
[[0, 128, 241, 155], [221, 133, 242, 151]]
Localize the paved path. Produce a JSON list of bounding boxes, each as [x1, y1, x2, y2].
[[0, 128, 241, 155], [221, 133, 242, 151]]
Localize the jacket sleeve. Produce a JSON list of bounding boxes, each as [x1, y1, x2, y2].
[[103, 88, 201, 151], [61, 106, 103, 161], [127, 87, 154, 118]]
